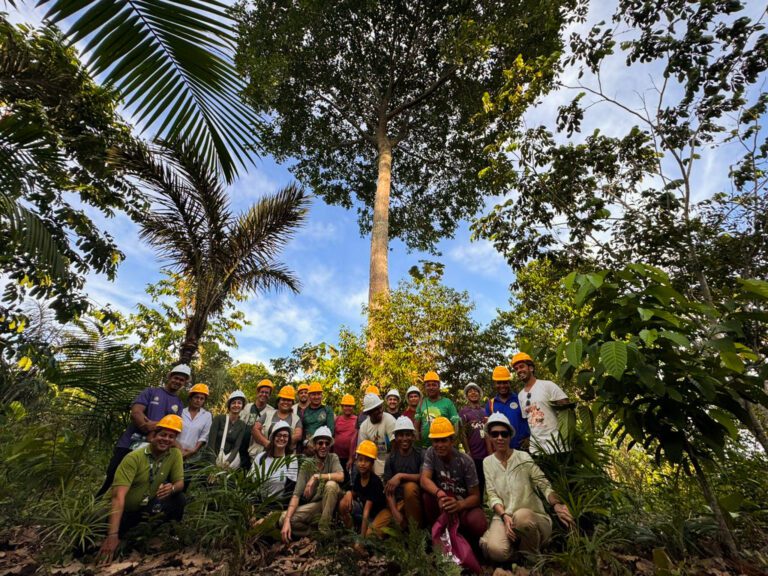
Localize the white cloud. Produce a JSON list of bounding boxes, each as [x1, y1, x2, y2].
[[236, 293, 325, 348], [303, 264, 367, 321], [448, 240, 510, 278]]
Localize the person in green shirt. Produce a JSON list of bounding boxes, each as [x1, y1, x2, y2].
[[301, 381, 335, 450], [414, 371, 459, 447], [98, 415, 185, 564]]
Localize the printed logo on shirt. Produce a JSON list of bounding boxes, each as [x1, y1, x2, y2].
[[172, 404, 179, 413], [152, 395, 160, 404], [510, 402, 518, 410], [437, 470, 467, 498], [525, 403, 546, 427], [318, 412, 326, 422]]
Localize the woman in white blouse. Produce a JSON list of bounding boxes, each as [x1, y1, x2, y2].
[[479, 413, 574, 562]]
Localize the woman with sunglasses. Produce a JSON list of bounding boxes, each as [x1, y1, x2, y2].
[[479, 413, 575, 562]]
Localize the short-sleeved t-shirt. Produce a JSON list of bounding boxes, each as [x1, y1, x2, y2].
[[252, 452, 299, 498], [117, 388, 183, 449], [112, 447, 183, 512], [519, 379, 568, 454], [333, 414, 358, 460], [357, 413, 396, 477], [258, 410, 302, 437], [485, 394, 530, 450], [422, 447, 478, 499], [414, 397, 460, 447], [293, 454, 343, 501], [459, 406, 488, 460], [384, 448, 423, 500], [352, 472, 386, 517], [243, 402, 275, 429], [302, 405, 335, 438]]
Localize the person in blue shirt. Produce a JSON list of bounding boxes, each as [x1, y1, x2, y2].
[[485, 366, 530, 452]]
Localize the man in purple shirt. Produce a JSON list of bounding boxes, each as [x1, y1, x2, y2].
[[96, 364, 189, 497]]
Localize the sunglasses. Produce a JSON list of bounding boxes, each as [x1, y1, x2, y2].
[[526, 392, 531, 407], [490, 430, 510, 438], [315, 440, 331, 447]]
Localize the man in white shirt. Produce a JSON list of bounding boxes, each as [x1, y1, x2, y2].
[[512, 353, 572, 455], [178, 383, 212, 461], [357, 393, 396, 479]]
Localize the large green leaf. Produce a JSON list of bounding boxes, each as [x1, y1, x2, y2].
[[565, 338, 583, 367], [599, 340, 627, 380], [41, 0, 260, 182]]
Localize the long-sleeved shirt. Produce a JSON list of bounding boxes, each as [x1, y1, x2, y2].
[[206, 415, 248, 465], [483, 450, 554, 518]]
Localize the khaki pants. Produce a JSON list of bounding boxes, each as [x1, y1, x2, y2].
[[370, 481, 422, 535], [279, 480, 341, 536], [480, 508, 552, 562]]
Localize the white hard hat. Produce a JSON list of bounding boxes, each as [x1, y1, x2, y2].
[[270, 420, 292, 438], [311, 426, 333, 445], [485, 412, 515, 437], [393, 416, 416, 434], [385, 389, 401, 399], [405, 385, 422, 397], [170, 364, 191, 377], [464, 382, 482, 396], [363, 393, 384, 413], [227, 389, 247, 405]]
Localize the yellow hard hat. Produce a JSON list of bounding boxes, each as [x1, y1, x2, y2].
[[257, 378, 274, 390], [308, 381, 323, 394], [156, 414, 183, 434], [492, 366, 512, 381], [340, 394, 355, 406], [278, 385, 296, 401], [423, 371, 440, 383], [356, 440, 378, 460], [297, 383, 310, 392], [511, 352, 534, 367], [189, 383, 210, 396], [428, 416, 455, 438], [365, 385, 380, 396]]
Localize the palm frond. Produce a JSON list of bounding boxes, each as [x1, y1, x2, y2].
[[40, 0, 261, 182]]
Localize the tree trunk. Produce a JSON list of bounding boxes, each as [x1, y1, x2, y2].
[[179, 336, 198, 365], [368, 136, 392, 310], [687, 449, 738, 557], [741, 399, 768, 454]]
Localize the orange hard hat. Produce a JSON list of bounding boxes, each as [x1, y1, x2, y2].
[[257, 379, 274, 390], [423, 371, 440, 383], [492, 366, 512, 381], [308, 381, 323, 394], [189, 383, 210, 396], [511, 352, 534, 367], [297, 383, 310, 392], [356, 440, 378, 460], [364, 385, 380, 396], [156, 414, 183, 434], [428, 416, 455, 438], [340, 394, 355, 406], [278, 385, 296, 401]]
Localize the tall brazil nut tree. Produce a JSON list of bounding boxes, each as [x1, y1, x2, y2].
[[232, 0, 568, 311]]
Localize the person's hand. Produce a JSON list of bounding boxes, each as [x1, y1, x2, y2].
[[441, 496, 461, 514], [156, 483, 174, 500], [281, 519, 292, 543], [520, 437, 530, 451], [392, 509, 405, 528], [303, 476, 316, 500], [341, 491, 353, 514], [554, 503, 575, 528], [346, 459, 353, 473], [384, 474, 401, 496], [502, 514, 517, 541], [98, 534, 120, 564]]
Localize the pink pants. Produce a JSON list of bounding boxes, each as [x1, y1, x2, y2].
[[422, 492, 488, 541]]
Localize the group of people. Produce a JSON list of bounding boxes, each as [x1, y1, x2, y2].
[[96, 353, 576, 570]]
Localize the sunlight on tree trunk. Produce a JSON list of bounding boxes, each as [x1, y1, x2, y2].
[[369, 139, 392, 310]]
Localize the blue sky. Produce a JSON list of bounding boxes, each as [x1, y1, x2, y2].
[[9, 2, 763, 369]]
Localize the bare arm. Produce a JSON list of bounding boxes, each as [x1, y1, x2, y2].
[[98, 486, 128, 563], [130, 404, 152, 433], [253, 422, 269, 446]]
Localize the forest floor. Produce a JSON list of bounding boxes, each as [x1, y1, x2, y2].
[[1, 525, 764, 576]]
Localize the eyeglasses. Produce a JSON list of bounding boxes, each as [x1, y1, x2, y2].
[[490, 430, 510, 438], [526, 392, 531, 407], [315, 440, 331, 447]]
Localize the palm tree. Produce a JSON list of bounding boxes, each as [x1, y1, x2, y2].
[[33, 0, 258, 182], [119, 139, 309, 364]]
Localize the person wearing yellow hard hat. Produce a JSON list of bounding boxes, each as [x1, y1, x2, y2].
[[178, 383, 213, 463], [98, 414, 186, 564], [364, 384, 380, 396], [511, 352, 572, 455], [338, 440, 386, 537], [420, 416, 487, 567], [293, 383, 311, 418], [302, 381, 335, 446], [96, 363, 189, 498], [252, 385, 303, 456], [243, 379, 277, 465], [486, 366, 530, 454], [414, 371, 459, 448], [333, 394, 357, 485]]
